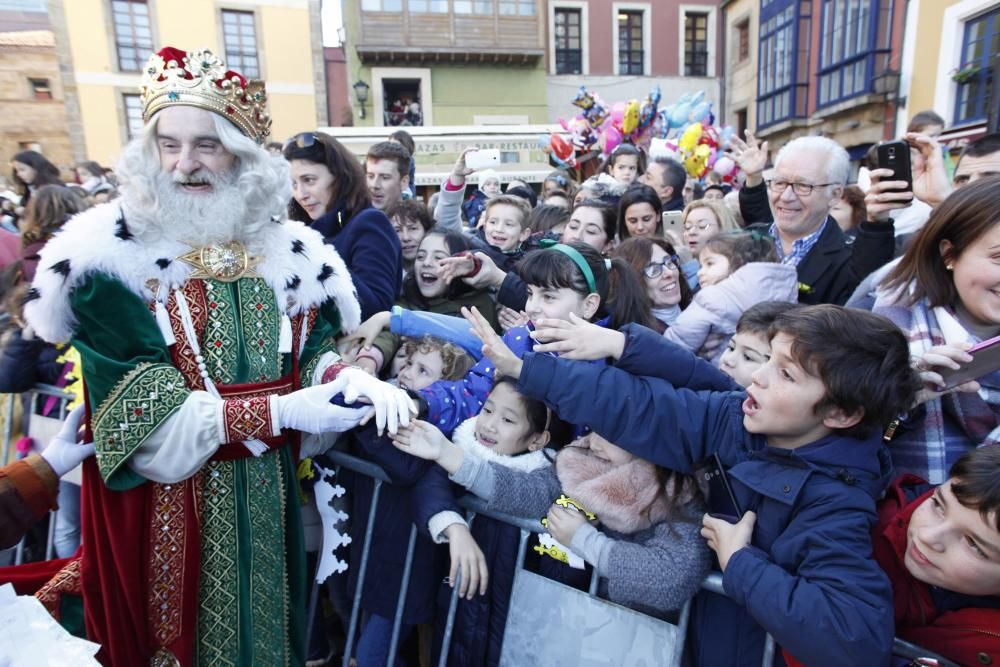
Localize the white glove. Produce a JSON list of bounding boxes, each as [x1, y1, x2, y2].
[[40, 405, 96, 477], [273, 383, 374, 435], [325, 366, 416, 435]]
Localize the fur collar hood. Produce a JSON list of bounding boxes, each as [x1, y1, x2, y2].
[[452, 417, 550, 474], [555, 434, 670, 534], [23, 202, 361, 343]]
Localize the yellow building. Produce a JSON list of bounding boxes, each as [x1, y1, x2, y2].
[[899, 0, 999, 148], [49, 0, 326, 166]]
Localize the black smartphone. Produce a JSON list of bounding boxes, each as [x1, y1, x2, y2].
[[694, 454, 743, 521], [876, 140, 913, 194]]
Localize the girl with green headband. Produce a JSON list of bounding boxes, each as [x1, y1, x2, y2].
[[391, 240, 654, 439]]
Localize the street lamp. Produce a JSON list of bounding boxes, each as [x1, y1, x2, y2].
[[353, 79, 370, 119], [873, 68, 900, 99]]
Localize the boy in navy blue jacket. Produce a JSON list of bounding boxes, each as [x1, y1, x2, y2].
[[470, 304, 920, 667]]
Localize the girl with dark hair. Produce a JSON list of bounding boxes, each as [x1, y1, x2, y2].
[[874, 176, 1000, 483], [392, 241, 653, 437], [75, 160, 107, 195], [19, 184, 89, 282], [284, 131, 401, 318], [8, 151, 62, 218], [344, 228, 500, 377], [664, 231, 798, 364], [561, 199, 616, 254], [617, 183, 662, 240], [600, 143, 645, 185], [614, 237, 692, 332]]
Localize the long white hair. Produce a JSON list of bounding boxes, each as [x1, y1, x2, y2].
[[116, 110, 291, 246]]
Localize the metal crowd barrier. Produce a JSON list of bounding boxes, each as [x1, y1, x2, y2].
[[314, 447, 960, 667], [0, 386, 961, 667]]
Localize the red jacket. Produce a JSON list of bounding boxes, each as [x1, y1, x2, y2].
[[874, 474, 1000, 666]]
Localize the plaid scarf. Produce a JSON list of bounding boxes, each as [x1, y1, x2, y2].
[[874, 294, 1000, 483]]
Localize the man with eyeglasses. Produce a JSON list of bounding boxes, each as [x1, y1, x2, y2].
[[728, 132, 894, 305]]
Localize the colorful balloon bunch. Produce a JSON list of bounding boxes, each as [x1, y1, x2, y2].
[[539, 86, 742, 183]]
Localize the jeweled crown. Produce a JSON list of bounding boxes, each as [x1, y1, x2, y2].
[[140, 46, 271, 144]]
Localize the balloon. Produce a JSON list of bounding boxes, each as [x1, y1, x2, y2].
[[670, 102, 692, 127], [550, 133, 574, 162], [622, 99, 641, 135], [685, 143, 712, 178], [690, 101, 711, 123], [538, 134, 553, 152], [603, 125, 623, 155], [678, 122, 703, 153], [720, 126, 736, 148], [691, 90, 705, 105], [572, 86, 596, 111], [713, 156, 736, 177], [610, 102, 626, 130], [648, 137, 673, 159]]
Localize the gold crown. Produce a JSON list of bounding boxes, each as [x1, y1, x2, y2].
[[140, 47, 271, 144]]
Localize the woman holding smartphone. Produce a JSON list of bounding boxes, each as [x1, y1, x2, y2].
[[873, 177, 1000, 484]]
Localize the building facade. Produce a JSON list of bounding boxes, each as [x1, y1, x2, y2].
[[545, 0, 723, 122], [48, 0, 326, 166], [899, 0, 998, 153], [720, 0, 907, 166]]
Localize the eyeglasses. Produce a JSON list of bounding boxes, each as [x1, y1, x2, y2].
[[284, 132, 323, 151], [643, 256, 680, 279], [683, 221, 714, 233], [765, 179, 836, 196]]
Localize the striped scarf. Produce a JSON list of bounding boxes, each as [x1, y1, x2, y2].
[[874, 294, 1000, 483]]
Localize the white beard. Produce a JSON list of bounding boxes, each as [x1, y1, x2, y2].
[[124, 169, 257, 247]]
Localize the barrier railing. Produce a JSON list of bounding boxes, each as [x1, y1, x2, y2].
[[0, 387, 962, 667]]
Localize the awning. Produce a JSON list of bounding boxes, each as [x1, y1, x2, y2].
[[938, 121, 988, 151]]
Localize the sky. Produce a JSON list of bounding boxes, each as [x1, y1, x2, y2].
[[321, 0, 344, 47]]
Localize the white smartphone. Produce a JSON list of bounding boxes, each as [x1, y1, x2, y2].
[[662, 210, 684, 232], [465, 148, 501, 171]]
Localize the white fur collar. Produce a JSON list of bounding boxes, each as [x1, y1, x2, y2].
[[451, 417, 550, 473], [24, 202, 361, 343]]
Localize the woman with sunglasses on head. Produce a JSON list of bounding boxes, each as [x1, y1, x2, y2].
[[284, 132, 402, 319], [614, 237, 692, 333]]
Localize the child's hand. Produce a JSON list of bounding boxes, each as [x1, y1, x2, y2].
[[339, 311, 391, 352], [462, 306, 523, 379], [546, 504, 589, 546], [443, 523, 489, 599], [701, 512, 756, 571], [451, 147, 480, 181], [912, 342, 981, 406], [531, 313, 626, 361], [391, 420, 448, 460], [497, 306, 529, 333]]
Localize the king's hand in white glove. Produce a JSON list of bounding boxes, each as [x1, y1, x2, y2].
[[328, 366, 417, 435], [40, 404, 96, 477], [273, 383, 374, 435]]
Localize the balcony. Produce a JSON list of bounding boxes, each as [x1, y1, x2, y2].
[[356, 0, 544, 65]]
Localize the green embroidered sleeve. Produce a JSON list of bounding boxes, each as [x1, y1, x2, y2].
[[70, 274, 190, 490], [298, 303, 341, 386]]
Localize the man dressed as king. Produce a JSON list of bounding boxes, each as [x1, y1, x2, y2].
[[21, 46, 413, 666]]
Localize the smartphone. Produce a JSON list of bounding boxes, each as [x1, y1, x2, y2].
[[465, 148, 501, 171], [938, 335, 1000, 389], [662, 210, 684, 232], [694, 454, 743, 521], [876, 140, 913, 194]]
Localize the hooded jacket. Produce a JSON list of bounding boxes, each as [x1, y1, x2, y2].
[[515, 352, 896, 667]]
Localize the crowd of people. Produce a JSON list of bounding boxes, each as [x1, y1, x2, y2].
[[0, 44, 999, 667]]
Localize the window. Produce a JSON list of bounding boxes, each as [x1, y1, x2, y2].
[[816, 0, 891, 107], [737, 20, 750, 62], [554, 8, 583, 74], [499, 0, 535, 16], [361, 0, 403, 10], [123, 94, 144, 140], [736, 108, 748, 137], [222, 10, 260, 79], [757, 0, 810, 128], [955, 6, 1000, 125], [618, 10, 644, 75], [29, 78, 52, 100], [684, 12, 710, 76], [409, 0, 447, 12], [454, 0, 492, 12], [112, 0, 153, 72]]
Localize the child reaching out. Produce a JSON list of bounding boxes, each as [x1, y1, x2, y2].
[[664, 231, 798, 364], [466, 303, 922, 667], [393, 386, 710, 619]]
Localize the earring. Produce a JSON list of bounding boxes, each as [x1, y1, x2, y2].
[[946, 263, 954, 271]]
